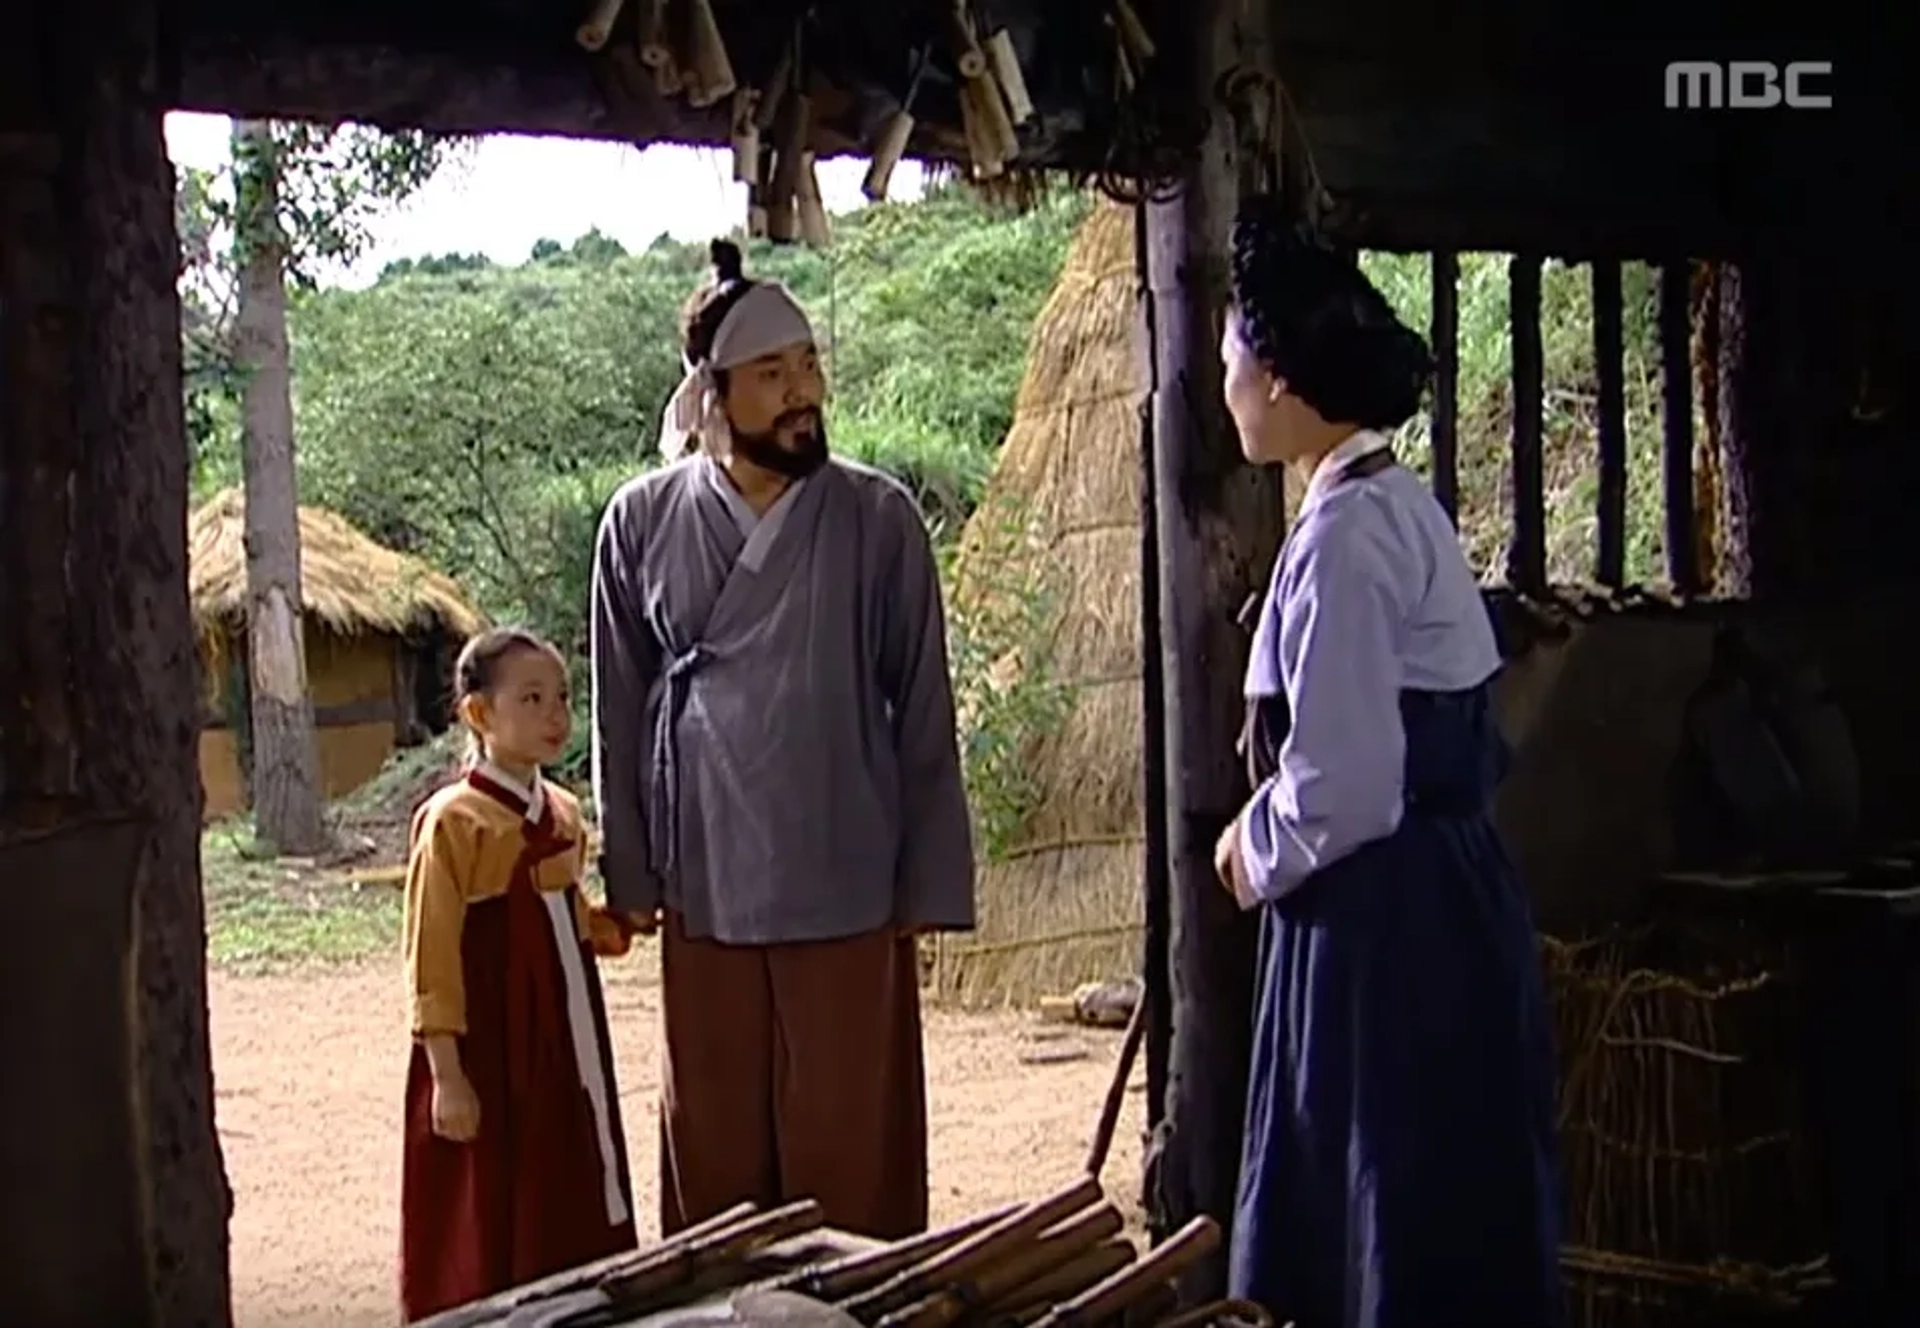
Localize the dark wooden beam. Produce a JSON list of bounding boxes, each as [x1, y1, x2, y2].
[[173, 33, 627, 140], [1429, 251, 1459, 521], [1, 0, 232, 1322], [1659, 259, 1698, 593], [1136, 202, 1172, 1155], [1506, 254, 1546, 590], [1141, 0, 1282, 1301], [1591, 258, 1627, 588]]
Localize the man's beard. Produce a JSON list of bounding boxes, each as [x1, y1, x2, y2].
[[730, 409, 829, 479]]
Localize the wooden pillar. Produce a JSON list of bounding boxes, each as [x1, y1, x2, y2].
[[1428, 251, 1460, 522], [1136, 204, 1172, 1154], [0, 4, 233, 1326], [1590, 258, 1627, 589], [1139, 0, 1286, 1300]]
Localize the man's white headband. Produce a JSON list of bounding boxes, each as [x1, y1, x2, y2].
[[657, 282, 816, 461]]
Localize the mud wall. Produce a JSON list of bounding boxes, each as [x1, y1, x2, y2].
[[1490, 588, 1920, 935]]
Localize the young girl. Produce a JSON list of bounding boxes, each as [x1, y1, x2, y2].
[[398, 627, 640, 1322]]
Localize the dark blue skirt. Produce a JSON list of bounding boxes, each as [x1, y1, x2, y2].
[[1228, 687, 1568, 1328]]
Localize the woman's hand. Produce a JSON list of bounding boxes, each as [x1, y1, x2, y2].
[[431, 1071, 481, 1143], [1214, 815, 1253, 908]]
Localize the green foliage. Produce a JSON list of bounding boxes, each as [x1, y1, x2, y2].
[[181, 123, 471, 489], [1362, 252, 1675, 584], [940, 499, 1075, 861], [230, 123, 471, 283]]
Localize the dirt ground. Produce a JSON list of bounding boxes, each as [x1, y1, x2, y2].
[[211, 956, 1147, 1326]]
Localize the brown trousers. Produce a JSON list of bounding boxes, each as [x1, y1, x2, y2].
[[658, 910, 930, 1240]]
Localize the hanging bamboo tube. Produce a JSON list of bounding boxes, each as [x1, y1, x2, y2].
[[634, 0, 670, 65], [576, 0, 629, 52], [746, 178, 770, 239], [983, 30, 1034, 125], [682, 0, 738, 108], [796, 153, 830, 248], [729, 89, 762, 184], [958, 80, 1004, 179], [863, 109, 916, 202], [755, 43, 795, 133], [967, 70, 1020, 164], [944, 3, 987, 78], [765, 92, 811, 242], [651, 49, 686, 97], [1111, 0, 1158, 64]]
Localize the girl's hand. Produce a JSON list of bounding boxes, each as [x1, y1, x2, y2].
[[585, 905, 635, 957], [431, 1072, 481, 1143]]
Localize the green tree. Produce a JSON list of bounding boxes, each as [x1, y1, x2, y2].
[[199, 120, 467, 853]]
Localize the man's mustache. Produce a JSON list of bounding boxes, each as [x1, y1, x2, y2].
[[777, 408, 822, 432]]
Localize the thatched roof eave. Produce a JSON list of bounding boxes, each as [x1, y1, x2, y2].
[[169, 0, 1903, 259], [187, 488, 486, 644], [170, 0, 1188, 189]]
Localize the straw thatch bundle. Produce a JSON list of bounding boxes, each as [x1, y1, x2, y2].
[[934, 200, 1145, 1008], [188, 487, 485, 679]]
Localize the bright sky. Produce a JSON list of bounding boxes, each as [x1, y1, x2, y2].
[[163, 112, 927, 288]]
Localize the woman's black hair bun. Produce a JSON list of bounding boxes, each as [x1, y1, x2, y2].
[[710, 237, 745, 284]]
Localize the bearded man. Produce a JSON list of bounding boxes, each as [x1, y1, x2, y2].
[[589, 238, 976, 1241]]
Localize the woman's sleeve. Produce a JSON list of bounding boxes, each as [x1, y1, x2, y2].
[[404, 806, 475, 1036], [1237, 514, 1407, 904]]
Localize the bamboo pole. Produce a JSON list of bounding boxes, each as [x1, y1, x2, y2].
[[576, 0, 629, 52], [984, 30, 1035, 124]]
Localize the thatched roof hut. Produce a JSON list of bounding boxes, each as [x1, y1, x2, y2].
[[934, 201, 1144, 1007], [188, 488, 485, 819], [188, 487, 484, 646]]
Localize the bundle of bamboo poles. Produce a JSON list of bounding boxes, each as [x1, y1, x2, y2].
[[418, 1179, 1269, 1328]]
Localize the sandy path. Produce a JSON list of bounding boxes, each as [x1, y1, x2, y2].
[[212, 960, 1146, 1326]]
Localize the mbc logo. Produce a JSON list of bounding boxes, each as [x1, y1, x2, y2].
[[1664, 60, 1834, 110]]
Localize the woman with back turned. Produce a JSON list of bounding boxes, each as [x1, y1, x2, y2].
[[1211, 199, 1567, 1327]]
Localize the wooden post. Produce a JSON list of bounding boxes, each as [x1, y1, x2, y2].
[[1136, 204, 1172, 1156], [1506, 254, 1546, 590], [0, 2, 234, 1323], [1428, 251, 1460, 522], [1658, 259, 1698, 594], [1139, 0, 1285, 1301], [1591, 258, 1628, 588]]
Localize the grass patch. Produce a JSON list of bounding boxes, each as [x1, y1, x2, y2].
[[202, 820, 401, 974]]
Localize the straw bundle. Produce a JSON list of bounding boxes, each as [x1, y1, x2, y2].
[[935, 201, 1145, 1008], [1542, 923, 1829, 1326]]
